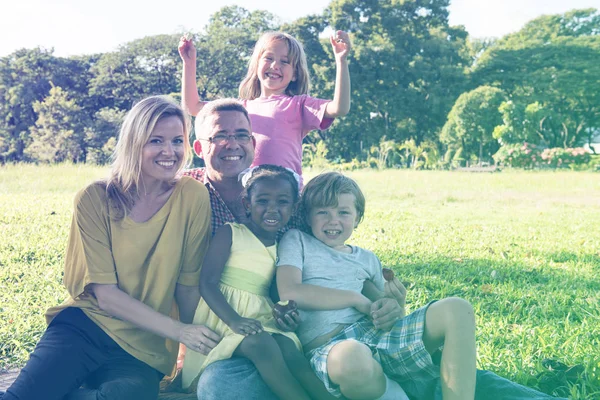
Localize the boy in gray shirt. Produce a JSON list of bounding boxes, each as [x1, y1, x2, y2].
[[276, 172, 477, 400]]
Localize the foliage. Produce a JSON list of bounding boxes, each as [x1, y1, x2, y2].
[[473, 9, 600, 149], [322, 0, 469, 159], [440, 86, 505, 163], [540, 147, 591, 169], [24, 86, 88, 163], [2, 166, 599, 399], [493, 143, 591, 169], [493, 143, 541, 169]]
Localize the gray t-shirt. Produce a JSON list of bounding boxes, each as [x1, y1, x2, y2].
[[276, 229, 385, 345]]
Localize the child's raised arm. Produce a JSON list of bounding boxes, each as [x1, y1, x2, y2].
[[277, 265, 371, 315], [199, 225, 263, 335], [178, 36, 207, 117], [324, 30, 351, 118]]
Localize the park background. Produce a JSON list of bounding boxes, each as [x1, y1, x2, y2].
[[1, 0, 599, 398]]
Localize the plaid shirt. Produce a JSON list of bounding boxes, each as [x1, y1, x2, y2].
[[183, 168, 238, 237]]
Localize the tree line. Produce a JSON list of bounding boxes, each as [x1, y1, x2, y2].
[[0, 1, 598, 166]]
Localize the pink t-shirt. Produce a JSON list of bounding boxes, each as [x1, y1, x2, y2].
[[242, 94, 334, 178]]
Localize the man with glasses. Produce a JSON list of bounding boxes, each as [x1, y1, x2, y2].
[[182, 99, 566, 400]]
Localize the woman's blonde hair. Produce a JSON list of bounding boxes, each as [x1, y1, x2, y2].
[[239, 31, 311, 100], [105, 95, 191, 218]]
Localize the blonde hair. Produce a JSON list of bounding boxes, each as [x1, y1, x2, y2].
[[239, 31, 311, 100], [105, 95, 191, 218], [300, 172, 366, 226]]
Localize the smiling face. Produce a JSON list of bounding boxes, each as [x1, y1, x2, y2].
[[195, 110, 255, 181], [245, 177, 295, 240], [308, 193, 359, 252], [140, 116, 185, 185], [257, 39, 296, 97]]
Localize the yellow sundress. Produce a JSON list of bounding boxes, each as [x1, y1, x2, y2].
[[181, 223, 302, 390]]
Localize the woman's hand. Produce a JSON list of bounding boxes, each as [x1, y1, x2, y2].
[[178, 36, 196, 64], [330, 30, 351, 62], [178, 324, 221, 355], [229, 317, 263, 336]]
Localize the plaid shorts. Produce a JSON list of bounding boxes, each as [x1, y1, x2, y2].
[[306, 303, 440, 398]]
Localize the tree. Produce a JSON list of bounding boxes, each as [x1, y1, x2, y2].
[[440, 86, 506, 163], [25, 85, 88, 163], [473, 9, 600, 148], [0, 48, 90, 161], [89, 34, 182, 111], [319, 0, 469, 160]]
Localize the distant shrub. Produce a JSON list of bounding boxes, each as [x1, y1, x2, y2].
[[494, 143, 591, 169], [493, 143, 541, 169], [540, 147, 591, 168]]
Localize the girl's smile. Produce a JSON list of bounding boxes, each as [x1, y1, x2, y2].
[[245, 178, 295, 242]]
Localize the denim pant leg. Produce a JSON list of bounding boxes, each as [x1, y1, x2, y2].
[[432, 369, 568, 400], [196, 357, 277, 400]]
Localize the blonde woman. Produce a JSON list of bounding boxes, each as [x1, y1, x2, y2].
[[1, 96, 218, 400]]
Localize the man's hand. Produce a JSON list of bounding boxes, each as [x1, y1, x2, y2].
[[385, 276, 407, 309], [178, 36, 197, 64], [370, 297, 405, 331], [178, 324, 221, 355]]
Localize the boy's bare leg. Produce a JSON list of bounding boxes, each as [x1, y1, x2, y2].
[[423, 297, 476, 400], [235, 332, 311, 400], [326, 339, 386, 399], [273, 335, 338, 400]]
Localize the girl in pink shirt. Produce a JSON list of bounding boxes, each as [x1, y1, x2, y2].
[[179, 30, 351, 181]]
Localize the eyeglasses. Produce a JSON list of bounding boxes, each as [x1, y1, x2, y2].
[[203, 133, 253, 146]]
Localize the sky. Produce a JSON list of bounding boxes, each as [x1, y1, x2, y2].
[[1, 0, 599, 58]]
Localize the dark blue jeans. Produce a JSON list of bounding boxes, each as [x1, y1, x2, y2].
[[1, 307, 162, 400], [196, 357, 567, 400]]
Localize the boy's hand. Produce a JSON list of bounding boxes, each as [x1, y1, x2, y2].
[[355, 294, 373, 315], [229, 317, 263, 336], [178, 36, 197, 64], [330, 30, 351, 62]]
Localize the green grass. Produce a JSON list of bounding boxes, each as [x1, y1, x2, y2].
[[2, 165, 599, 398]]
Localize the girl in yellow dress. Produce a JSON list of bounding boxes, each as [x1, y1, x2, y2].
[[182, 164, 335, 400]]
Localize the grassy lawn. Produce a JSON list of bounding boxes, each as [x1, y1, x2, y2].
[[1, 164, 599, 399]]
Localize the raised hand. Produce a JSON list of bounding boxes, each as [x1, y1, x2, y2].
[[229, 317, 264, 336], [330, 30, 352, 62], [178, 35, 197, 64], [178, 324, 221, 355]]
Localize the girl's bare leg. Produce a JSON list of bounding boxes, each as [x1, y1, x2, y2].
[[423, 297, 476, 400], [235, 332, 311, 400], [326, 339, 386, 399], [273, 335, 338, 400]]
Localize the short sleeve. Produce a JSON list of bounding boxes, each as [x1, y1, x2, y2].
[[300, 95, 334, 136], [276, 229, 305, 271], [63, 184, 117, 299], [178, 179, 212, 286]]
